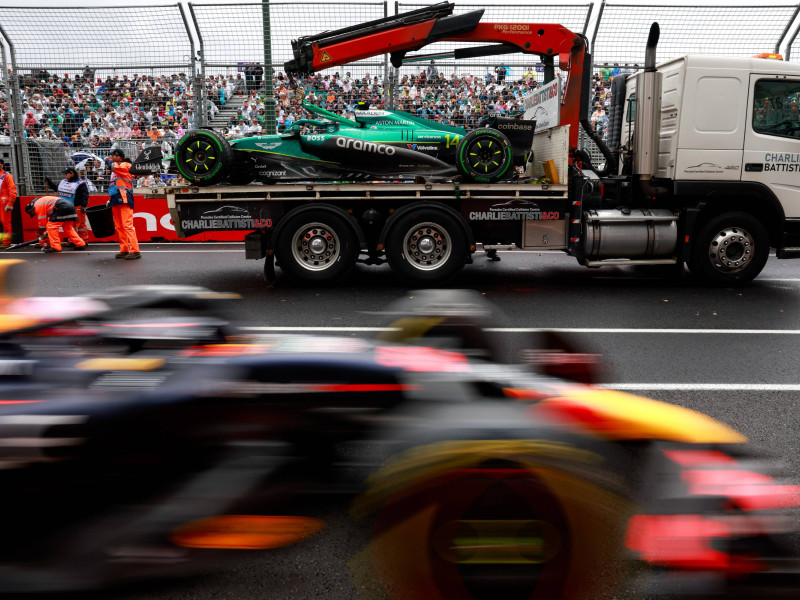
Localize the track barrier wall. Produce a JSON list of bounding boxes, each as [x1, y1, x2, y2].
[[19, 195, 246, 244]]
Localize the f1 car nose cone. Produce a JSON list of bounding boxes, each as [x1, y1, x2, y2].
[[309, 236, 327, 254]]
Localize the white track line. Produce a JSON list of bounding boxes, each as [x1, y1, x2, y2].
[[240, 326, 800, 335], [603, 383, 800, 392], [485, 328, 800, 335], [242, 327, 397, 332]]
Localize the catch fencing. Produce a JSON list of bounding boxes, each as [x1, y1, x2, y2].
[[592, 2, 800, 69], [2, 1, 800, 194], [0, 3, 197, 196]]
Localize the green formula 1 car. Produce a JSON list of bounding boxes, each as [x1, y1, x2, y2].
[[167, 101, 536, 186]]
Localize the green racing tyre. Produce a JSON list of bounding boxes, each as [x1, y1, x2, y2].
[[175, 130, 233, 186], [455, 128, 513, 183]]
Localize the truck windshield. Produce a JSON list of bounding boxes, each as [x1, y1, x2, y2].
[[753, 79, 800, 139]]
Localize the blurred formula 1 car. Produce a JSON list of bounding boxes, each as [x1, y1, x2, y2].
[[134, 100, 535, 187], [0, 265, 799, 598]]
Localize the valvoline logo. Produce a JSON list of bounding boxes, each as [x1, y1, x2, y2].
[[407, 143, 417, 150]]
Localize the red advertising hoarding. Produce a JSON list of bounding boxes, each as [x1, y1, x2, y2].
[[19, 195, 246, 243]]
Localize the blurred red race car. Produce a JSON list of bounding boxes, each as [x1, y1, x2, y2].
[[0, 265, 797, 598]]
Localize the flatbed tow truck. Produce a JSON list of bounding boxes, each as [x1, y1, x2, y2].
[[144, 2, 800, 286]]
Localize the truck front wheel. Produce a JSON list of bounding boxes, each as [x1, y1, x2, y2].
[[689, 212, 769, 285], [275, 212, 358, 285], [385, 209, 468, 285]]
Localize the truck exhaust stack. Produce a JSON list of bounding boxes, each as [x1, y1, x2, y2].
[[634, 23, 663, 189]]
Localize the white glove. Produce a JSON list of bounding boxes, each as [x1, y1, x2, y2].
[[4, 205, 12, 212]]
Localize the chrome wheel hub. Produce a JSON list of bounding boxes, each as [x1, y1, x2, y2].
[[402, 222, 452, 271], [291, 222, 340, 271], [708, 226, 754, 273]]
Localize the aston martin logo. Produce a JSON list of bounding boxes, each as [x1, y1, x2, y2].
[[320, 51, 332, 63]]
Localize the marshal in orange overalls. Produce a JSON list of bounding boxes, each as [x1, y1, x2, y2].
[[0, 161, 18, 246], [27, 196, 86, 252], [107, 151, 141, 259]]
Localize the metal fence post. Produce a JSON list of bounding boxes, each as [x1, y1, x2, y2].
[[0, 42, 18, 200], [788, 19, 800, 60], [188, 3, 207, 128], [582, 1, 594, 37], [776, 2, 800, 56], [262, 0, 276, 135], [195, 50, 206, 128], [591, 0, 606, 58], [0, 23, 28, 199], [179, 3, 202, 130], [382, 1, 390, 109], [0, 25, 25, 242]]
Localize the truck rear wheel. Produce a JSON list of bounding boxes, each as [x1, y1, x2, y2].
[[385, 209, 468, 285], [455, 129, 513, 183], [175, 130, 233, 186], [275, 212, 358, 285], [689, 212, 769, 285]]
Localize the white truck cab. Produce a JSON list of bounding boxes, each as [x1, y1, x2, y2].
[[596, 47, 800, 283], [623, 54, 800, 211]]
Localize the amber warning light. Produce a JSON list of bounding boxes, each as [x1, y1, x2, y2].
[[753, 53, 783, 60]]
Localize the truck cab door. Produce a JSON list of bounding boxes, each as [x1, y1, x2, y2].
[[742, 75, 800, 218]]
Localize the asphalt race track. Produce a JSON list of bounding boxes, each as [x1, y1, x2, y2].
[[9, 242, 800, 600]]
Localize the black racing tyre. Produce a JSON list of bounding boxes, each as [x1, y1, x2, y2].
[[274, 211, 359, 286], [175, 130, 233, 186], [688, 212, 770, 285], [455, 128, 513, 183], [363, 432, 636, 600], [385, 208, 468, 286]]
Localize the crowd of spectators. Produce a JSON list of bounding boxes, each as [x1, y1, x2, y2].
[[0, 63, 615, 160], [269, 63, 542, 134], [1, 69, 196, 148], [0, 68, 256, 150], [212, 62, 614, 140]]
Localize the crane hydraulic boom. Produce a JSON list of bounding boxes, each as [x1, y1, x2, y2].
[[284, 2, 590, 149]]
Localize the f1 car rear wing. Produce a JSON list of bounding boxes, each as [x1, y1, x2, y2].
[[284, 1, 590, 149]]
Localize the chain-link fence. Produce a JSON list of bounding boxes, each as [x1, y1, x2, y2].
[[0, 3, 196, 196], [583, 1, 800, 168], [3, 0, 800, 194], [592, 2, 800, 68], [189, 2, 388, 135]]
